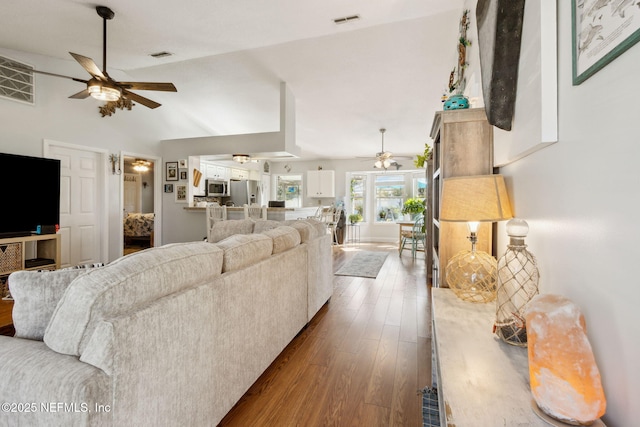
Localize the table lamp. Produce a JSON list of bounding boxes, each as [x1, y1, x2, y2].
[[440, 174, 513, 303]]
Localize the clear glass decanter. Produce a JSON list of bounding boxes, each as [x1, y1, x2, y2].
[[494, 218, 540, 346]]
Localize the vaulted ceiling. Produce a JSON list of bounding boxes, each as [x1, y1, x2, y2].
[[0, 0, 465, 160]]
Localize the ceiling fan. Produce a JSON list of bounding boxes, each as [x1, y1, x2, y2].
[[7, 6, 176, 110], [362, 128, 411, 170]]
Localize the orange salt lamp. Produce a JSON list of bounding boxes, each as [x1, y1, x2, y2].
[[525, 294, 606, 425]]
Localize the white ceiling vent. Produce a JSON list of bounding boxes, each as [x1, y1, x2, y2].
[[333, 15, 360, 25], [149, 51, 173, 58], [0, 56, 34, 105]]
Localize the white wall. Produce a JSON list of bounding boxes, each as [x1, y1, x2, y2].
[[463, 1, 639, 425]]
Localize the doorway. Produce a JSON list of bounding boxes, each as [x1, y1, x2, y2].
[[44, 140, 108, 267], [121, 155, 160, 256]]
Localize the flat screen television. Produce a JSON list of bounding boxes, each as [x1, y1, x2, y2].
[[0, 153, 61, 238]]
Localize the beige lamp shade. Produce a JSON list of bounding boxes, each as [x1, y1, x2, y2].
[[440, 174, 513, 222]]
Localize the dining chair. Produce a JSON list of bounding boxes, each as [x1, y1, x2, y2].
[[206, 202, 227, 242], [400, 215, 426, 258], [244, 203, 267, 220]]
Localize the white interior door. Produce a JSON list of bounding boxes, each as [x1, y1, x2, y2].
[[123, 173, 141, 215], [47, 143, 105, 267]]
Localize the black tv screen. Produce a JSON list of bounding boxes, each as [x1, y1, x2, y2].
[[0, 153, 61, 238]]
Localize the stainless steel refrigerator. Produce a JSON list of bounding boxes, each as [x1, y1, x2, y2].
[[229, 179, 260, 206]]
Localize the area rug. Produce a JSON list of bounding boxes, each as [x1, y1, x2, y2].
[[334, 251, 388, 278]]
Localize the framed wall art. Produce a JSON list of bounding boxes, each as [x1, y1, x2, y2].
[[180, 170, 187, 180], [572, 0, 640, 85], [165, 161, 178, 181], [175, 184, 187, 203], [164, 184, 174, 193]]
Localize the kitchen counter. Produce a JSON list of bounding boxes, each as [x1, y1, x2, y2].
[[184, 206, 293, 221]]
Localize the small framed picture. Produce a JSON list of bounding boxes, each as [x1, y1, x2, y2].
[[166, 161, 178, 181], [175, 184, 187, 203], [164, 183, 174, 193], [180, 170, 187, 180], [178, 159, 188, 168]]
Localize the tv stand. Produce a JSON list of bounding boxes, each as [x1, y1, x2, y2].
[[0, 234, 61, 334]]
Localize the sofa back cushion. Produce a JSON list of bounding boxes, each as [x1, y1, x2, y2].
[[302, 218, 327, 237], [261, 226, 301, 254], [207, 219, 255, 243], [216, 233, 273, 272], [44, 242, 224, 356], [253, 220, 282, 234], [283, 220, 319, 243]]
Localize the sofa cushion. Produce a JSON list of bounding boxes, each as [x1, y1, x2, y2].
[[208, 219, 255, 242], [284, 220, 319, 243], [216, 233, 273, 272], [262, 226, 301, 254], [9, 269, 90, 341], [253, 220, 282, 234], [44, 242, 224, 356], [300, 218, 327, 237]]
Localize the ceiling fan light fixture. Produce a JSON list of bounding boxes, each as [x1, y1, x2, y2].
[[373, 128, 394, 170], [232, 154, 250, 164], [132, 159, 151, 172], [88, 81, 121, 102]]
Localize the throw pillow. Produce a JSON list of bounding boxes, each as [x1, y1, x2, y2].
[[9, 266, 101, 340]]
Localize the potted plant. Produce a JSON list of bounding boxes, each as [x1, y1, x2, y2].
[[414, 143, 432, 168], [348, 213, 362, 224], [402, 198, 425, 219]]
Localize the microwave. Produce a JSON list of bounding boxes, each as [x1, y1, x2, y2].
[[206, 179, 229, 197]]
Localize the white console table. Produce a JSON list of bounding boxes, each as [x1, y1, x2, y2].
[[431, 288, 547, 426]]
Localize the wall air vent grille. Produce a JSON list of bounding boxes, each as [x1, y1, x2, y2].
[[0, 56, 34, 105]]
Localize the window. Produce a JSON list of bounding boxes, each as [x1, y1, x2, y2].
[[374, 174, 404, 222], [346, 170, 427, 223], [349, 175, 366, 222], [276, 175, 303, 208], [414, 175, 427, 199]]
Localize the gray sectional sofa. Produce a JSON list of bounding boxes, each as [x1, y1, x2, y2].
[[0, 218, 332, 427]]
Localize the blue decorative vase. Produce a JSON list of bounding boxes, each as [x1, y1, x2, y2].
[[443, 94, 469, 110]]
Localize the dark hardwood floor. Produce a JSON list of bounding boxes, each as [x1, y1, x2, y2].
[[219, 242, 432, 426]]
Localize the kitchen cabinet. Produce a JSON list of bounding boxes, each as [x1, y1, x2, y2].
[[205, 163, 228, 181], [248, 169, 260, 181], [306, 170, 335, 198], [230, 168, 249, 180]]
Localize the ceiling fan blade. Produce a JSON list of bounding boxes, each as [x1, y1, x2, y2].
[[69, 52, 106, 80], [118, 82, 177, 92], [122, 90, 161, 109], [69, 89, 91, 99]]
